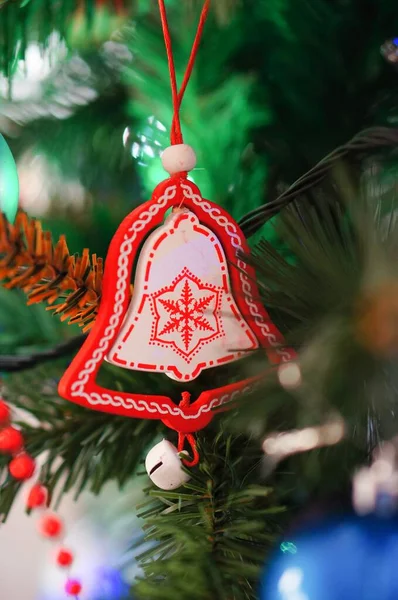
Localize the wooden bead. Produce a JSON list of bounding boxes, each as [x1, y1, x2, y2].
[[57, 548, 74, 567], [0, 426, 24, 453], [27, 483, 48, 509], [38, 513, 64, 538], [9, 453, 36, 480], [65, 579, 82, 596], [161, 144, 196, 175], [0, 400, 10, 424]]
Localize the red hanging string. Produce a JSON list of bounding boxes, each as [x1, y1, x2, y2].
[[178, 392, 200, 467], [158, 0, 211, 145], [158, 3, 210, 466], [178, 432, 200, 467]]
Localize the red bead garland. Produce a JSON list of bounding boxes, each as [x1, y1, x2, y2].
[[38, 513, 64, 538], [27, 483, 48, 509], [9, 453, 36, 479], [0, 397, 82, 597], [0, 399, 10, 423], [0, 426, 24, 453], [57, 548, 74, 567], [65, 579, 82, 596]]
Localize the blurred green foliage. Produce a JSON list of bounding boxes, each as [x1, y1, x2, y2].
[[0, 1, 398, 598]]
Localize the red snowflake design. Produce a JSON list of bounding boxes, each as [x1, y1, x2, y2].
[[159, 280, 214, 349], [150, 268, 223, 359]]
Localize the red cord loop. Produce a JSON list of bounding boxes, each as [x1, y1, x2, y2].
[[178, 392, 200, 467], [180, 391, 191, 408], [178, 432, 200, 467], [159, 1, 209, 464], [158, 0, 210, 145]]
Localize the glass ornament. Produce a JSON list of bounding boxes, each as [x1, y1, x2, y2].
[[261, 514, 398, 600]]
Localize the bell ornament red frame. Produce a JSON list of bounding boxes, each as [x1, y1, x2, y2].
[[58, 176, 296, 433]]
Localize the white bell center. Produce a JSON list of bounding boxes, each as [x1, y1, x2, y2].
[[105, 209, 258, 381]]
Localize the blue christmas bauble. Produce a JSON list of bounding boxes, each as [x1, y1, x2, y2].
[[261, 514, 398, 600], [0, 134, 19, 223], [93, 566, 130, 599]]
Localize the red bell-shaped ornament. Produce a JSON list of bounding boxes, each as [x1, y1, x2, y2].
[[58, 2, 297, 479], [58, 175, 295, 434], [106, 208, 258, 382]]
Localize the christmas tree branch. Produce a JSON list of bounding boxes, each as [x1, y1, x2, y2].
[[133, 426, 285, 600], [0, 334, 86, 372], [0, 212, 103, 331], [235, 159, 398, 490], [0, 362, 160, 521], [0, 0, 238, 80]]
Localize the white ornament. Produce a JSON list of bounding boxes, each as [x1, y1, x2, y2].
[[145, 440, 190, 490], [161, 144, 197, 174], [106, 210, 258, 381]]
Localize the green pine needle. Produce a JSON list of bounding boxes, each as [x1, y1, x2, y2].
[[133, 427, 285, 600]]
